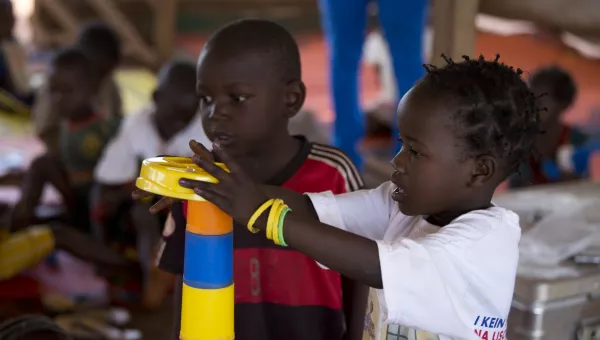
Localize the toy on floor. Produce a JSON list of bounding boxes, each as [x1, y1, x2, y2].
[[0, 225, 54, 281], [136, 157, 233, 340]]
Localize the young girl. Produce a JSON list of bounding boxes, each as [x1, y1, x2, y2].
[[174, 55, 540, 339]]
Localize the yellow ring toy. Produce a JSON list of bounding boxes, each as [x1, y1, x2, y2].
[[136, 156, 234, 340], [135, 157, 229, 201]]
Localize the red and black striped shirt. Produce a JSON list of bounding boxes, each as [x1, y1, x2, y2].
[[157, 136, 363, 340]]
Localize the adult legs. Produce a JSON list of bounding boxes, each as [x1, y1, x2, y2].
[[319, 0, 370, 169], [378, 0, 428, 150]]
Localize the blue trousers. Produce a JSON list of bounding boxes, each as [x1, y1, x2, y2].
[[319, 0, 428, 169]]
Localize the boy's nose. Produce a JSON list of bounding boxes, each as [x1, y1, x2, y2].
[[209, 102, 230, 120]]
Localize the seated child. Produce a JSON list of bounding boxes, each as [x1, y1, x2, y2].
[[34, 21, 122, 155], [0, 0, 34, 111], [154, 19, 367, 340], [510, 66, 587, 187], [93, 59, 208, 308], [11, 48, 119, 232], [179, 54, 541, 339]]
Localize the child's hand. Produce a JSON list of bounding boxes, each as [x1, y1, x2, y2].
[[131, 189, 175, 214], [131, 140, 215, 214], [179, 143, 269, 227]]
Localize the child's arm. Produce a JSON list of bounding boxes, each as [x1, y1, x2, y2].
[[180, 146, 394, 288]]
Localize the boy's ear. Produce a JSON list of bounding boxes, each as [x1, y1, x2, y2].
[[284, 80, 306, 119]]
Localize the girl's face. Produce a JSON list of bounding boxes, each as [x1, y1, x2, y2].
[[390, 85, 495, 223]]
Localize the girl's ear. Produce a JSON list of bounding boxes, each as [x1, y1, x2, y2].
[[469, 155, 496, 187]]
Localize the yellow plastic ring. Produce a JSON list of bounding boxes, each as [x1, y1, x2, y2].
[[135, 157, 229, 201]]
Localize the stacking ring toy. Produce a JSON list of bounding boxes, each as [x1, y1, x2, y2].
[[136, 157, 234, 340]]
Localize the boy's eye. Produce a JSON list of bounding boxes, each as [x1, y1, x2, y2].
[[200, 96, 213, 104], [233, 95, 248, 103]]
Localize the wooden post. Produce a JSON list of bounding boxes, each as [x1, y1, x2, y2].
[[154, 0, 178, 65], [430, 0, 479, 66], [34, 0, 79, 37]]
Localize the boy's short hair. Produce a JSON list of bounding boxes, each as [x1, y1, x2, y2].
[[422, 54, 541, 175], [51, 47, 96, 78], [76, 21, 121, 64], [204, 19, 301, 82], [529, 66, 577, 110]]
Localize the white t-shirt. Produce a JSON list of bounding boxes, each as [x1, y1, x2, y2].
[[94, 105, 211, 185], [306, 182, 520, 340]]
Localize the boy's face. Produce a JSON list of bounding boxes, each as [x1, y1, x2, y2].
[[196, 48, 290, 157], [77, 43, 116, 77], [389, 85, 492, 219], [48, 66, 95, 120], [154, 79, 200, 140]]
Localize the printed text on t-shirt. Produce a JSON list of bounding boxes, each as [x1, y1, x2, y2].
[[473, 316, 506, 340]]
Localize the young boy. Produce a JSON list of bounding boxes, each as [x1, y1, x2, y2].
[[34, 21, 122, 155], [510, 66, 587, 187], [93, 59, 209, 308], [11, 47, 118, 232], [179, 54, 541, 339], [156, 19, 367, 340]]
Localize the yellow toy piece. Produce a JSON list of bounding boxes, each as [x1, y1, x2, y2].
[[180, 283, 235, 340], [0, 226, 55, 281], [136, 157, 228, 201]]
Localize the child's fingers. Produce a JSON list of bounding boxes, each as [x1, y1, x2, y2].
[[149, 197, 173, 214], [132, 189, 152, 200], [189, 140, 214, 161], [191, 186, 231, 213], [193, 156, 230, 182], [178, 178, 203, 189], [212, 143, 244, 175]]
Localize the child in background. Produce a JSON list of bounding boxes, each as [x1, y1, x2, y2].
[[34, 21, 122, 155], [179, 55, 541, 339], [93, 59, 209, 308], [0, 0, 33, 111], [11, 48, 119, 232], [510, 66, 587, 187], [154, 19, 367, 340]]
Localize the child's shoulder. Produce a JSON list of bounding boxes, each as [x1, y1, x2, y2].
[[304, 142, 364, 192], [447, 206, 520, 244]]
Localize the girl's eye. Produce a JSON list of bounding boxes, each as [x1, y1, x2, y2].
[[409, 148, 420, 157], [398, 137, 420, 158]]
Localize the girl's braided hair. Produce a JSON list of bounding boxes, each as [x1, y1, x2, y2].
[[0, 315, 70, 340], [422, 54, 542, 175]]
